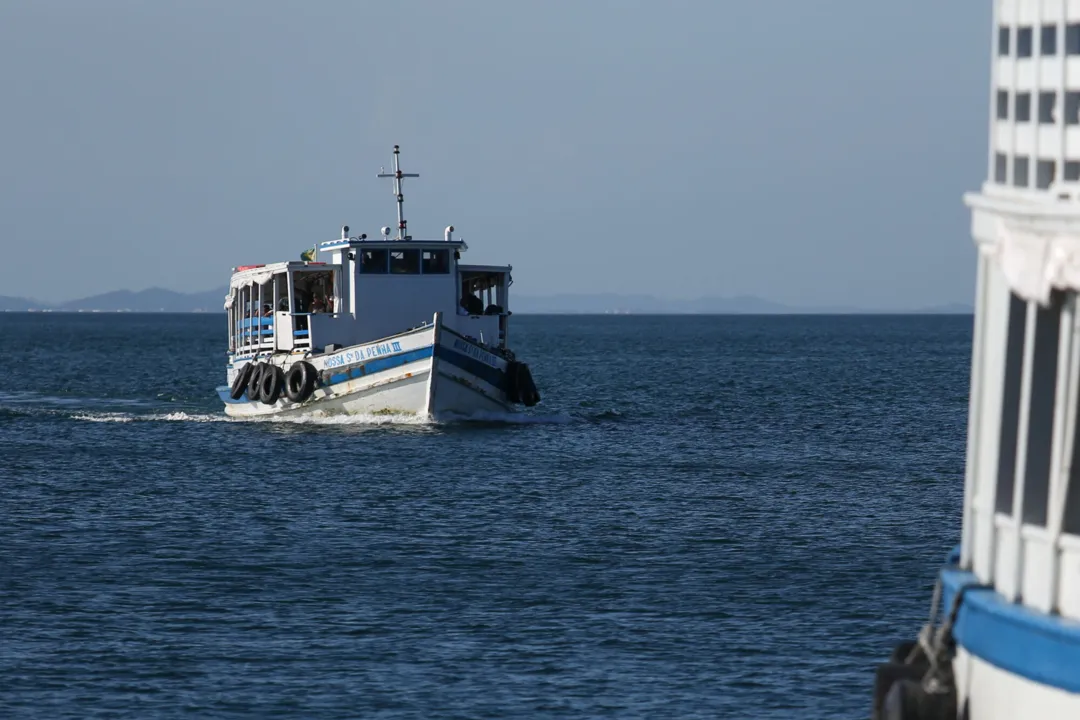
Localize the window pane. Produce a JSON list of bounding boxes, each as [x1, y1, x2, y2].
[[1015, 156, 1030, 187], [998, 90, 1010, 120], [1037, 159, 1056, 189], [1067, 93, 1080, 125], [1000, 26, 1011, 56], [1042, 25, 1058, 55], [389, 249, 420, 274], [421, 249, 450, 274], [1070, 25, 1080, 54], [996, 293, 1028, 515], [1018, 27, 1033, 57], [1022, 298, 1062, 527], [1016, 92, 1032, 122], [996, 153, 1008, 183], [1039, 92, 1056, 123], [1067, 161, 1080, 181], [360, 249, 388, 274]]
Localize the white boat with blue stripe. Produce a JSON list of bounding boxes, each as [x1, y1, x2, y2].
[[216, 145, 540, 420], [870, 7, 1080, 719]]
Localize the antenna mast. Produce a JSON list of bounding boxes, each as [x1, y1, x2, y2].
[[377, 145, 418, 240]]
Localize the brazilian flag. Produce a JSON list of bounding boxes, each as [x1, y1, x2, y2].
[[300, 246, 316, 262]]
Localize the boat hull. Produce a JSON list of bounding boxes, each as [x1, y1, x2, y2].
[[873, 562, 1080, 719], [954, 647, 1080, 719], [218, 313, 519, 420]]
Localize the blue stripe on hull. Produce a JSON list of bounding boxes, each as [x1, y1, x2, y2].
[[942, 566, 1080, 694], [220, 347, 434, 405], [434, 345, 506, 391], [326, 346, 433, 386]]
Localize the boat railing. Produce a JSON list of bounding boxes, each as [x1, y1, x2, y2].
[[234, 315, 275, 353]]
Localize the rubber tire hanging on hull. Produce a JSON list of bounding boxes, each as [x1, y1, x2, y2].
[[260, 365, 284, 405], [247, 362, 266, 403], [505, 361, 541, 407], [872, 641, 954, 720], [230, 363, 254, 400], [284, 361, 316, 403]]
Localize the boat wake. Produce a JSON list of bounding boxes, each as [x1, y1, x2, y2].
[[2, 391, 588, 427]]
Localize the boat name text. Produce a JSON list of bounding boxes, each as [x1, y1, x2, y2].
[[325, 341, 403, 368], [452, 338, 500, 368]]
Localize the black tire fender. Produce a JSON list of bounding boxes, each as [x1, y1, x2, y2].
[[230, 362, 254, 400], [285, 361, 316, 403], [260, 364, 284, 405], [247, 362, 265, 402]]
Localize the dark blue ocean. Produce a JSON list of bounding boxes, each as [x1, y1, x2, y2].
[[0, 313, 971, 719]]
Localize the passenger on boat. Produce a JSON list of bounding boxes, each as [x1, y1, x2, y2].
[[310, 296, 326, 314], [459, 283, 484, 315], [261, 304, 273, 317]]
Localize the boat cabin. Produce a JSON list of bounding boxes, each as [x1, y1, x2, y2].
[[226, 231, 513, 358], [226, 146, 516, 359]]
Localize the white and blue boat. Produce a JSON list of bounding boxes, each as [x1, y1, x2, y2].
[[872, 5, 1080, 718], [216, 145, 540, 419]]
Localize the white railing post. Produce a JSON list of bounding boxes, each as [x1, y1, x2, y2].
[[1048, 295, 1080, 611], [1009, 301, 1039, 602]]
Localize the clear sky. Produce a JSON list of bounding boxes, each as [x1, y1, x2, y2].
[[0, 0, 989, 308]]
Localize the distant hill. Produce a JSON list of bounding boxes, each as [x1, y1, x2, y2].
[[0, 295, 48, 311], [57, 287, 228, 313], [0, 287, 973, 315]]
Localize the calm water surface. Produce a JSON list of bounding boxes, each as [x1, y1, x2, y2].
[[0, 314, 971, 718]]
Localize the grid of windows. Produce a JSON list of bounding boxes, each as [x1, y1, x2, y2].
[[992, 23, 1080, 189], [999, 23, 1080, 56]]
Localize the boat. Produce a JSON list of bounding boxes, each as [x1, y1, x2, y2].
[[870, 8, 1080, 720], [216, 145, 541, 419]]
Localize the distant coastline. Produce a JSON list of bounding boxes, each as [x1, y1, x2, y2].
[[0, 287, 974, 315]]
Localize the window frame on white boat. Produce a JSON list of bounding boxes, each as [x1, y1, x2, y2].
[[995, 292, 1028, 518], [360, 248, 389, 274], [422, 248, 451, 274], [389, 249, 421, 274]]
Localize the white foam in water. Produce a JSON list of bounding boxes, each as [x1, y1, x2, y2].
[[59, 405, 572, 427], [240, 409, 431, 426], [70, 413, 136, 423]]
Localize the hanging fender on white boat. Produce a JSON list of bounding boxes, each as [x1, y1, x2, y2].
[[230, 363, 254, 400], [871, 576, 990, 720], [284, 361, 316, 403], [505, 361, 541, 407], [246, 362, 266, 403], [260, 364, 284, 405]]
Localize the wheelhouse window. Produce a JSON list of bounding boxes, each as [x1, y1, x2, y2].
[[1069, 24, 1080, 54], [390, 249, 420, 274], [999, 26, 1011, 56], [1067, 161, 1080, 182], [1042, 25, 1058, 55], [1066, 92, 1080, 125], [360, 249, 388, 274], [1015, 156, 1030, 187], [1016, 92, 1032, 122], [1017, 27, 1033, 58], [422, 249, 450, 274], [1039, 92, 1056, 123], [995, 153, 1008, 183], [1037, 159, 1056, 189]]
